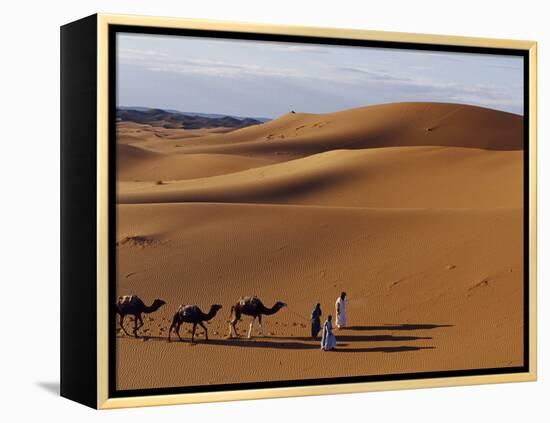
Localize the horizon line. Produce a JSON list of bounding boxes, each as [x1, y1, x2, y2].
[[117, 100, 524, 120]]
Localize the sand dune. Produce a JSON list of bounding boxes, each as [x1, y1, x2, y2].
[[115, 102, 524, 390], [118, 143, 276, 181], [118, 146, 522, 208], [117, 122, 234, 146], [149, 102, 523, 156], [116, 203, 523, 389]]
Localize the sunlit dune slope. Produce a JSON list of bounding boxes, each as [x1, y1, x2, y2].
[[152, 102, 522, 156]]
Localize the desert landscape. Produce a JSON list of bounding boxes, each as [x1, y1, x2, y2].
[[115, 102, 524, 391]]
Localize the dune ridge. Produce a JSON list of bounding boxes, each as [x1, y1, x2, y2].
[[140, 102, 523, 155]]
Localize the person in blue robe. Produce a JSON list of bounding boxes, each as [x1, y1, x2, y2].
[[321, 314, 337, 351], [310, 303, 322, 339]]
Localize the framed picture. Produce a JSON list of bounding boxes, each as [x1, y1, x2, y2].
[[60, 14, 537, 409]]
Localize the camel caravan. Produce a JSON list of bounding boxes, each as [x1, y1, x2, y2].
[[115, 294, 288, 343]]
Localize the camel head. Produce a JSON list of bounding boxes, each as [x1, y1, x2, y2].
[[211, 304, 223, 312], [203, 304, 222, 320], [274, 301, 287, 310], [151, 299, 166, 310]]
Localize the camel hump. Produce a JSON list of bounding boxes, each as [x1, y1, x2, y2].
[[178, 304, 199, 316], [118, 294, 138, 305], [240, 296, 260, 307]]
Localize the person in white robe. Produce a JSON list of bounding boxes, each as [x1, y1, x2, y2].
[[321, 315, 337, 351], [335, 292, 347, 329]]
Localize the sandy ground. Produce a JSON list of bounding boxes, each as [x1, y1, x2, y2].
[[115, 102, 524, 390]]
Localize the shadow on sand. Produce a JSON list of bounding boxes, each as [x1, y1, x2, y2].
[[333, 346, 436, 353], [117, 334, 319, 350], [344, 324, 453, 331], [117, 332, 435, 352], [114, 323, 452, 353], [263, 334, 432, 343]]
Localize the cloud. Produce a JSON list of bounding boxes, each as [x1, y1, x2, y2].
[[119, 47, 310, 78], [328, 64, 523, 113], [485, 62, 523, 71], [117, 48, 168, 61], [337, 66, 410, 82], [147, 59, 308, 79], [270, 44, 330, 54], [407, 51, 466, 62]]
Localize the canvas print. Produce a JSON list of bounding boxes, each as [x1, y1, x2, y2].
[[113, 31, 525, 392]]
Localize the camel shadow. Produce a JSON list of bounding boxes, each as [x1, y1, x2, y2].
[[193, 338, 319, 350], [344, 324, 453, 331], [116, 334, 172, 342], [117, 334, 318, 350]]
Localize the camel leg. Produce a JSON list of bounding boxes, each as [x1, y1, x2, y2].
[[176, 322, 183, 341], [199, 322, 208, 341], [168, 314, 179, 342], [137, 315, 144, 329], [119, 315, 131, 337], [191, 323, 197, 344], [258, 314, 265, 337], [168, 319, 174, 341], [247, 317, 255, 339], [229, 319, 239, 338], [133, 315, 140, 338]]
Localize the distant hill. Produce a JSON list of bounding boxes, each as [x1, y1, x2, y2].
[[117, 107, 271, 129]]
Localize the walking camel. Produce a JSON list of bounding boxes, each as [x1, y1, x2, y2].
[[228, 296, 287, 338], [168, 304, 223, 343], [115, 295, 166, 337]]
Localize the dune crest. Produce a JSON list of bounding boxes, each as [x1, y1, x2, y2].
[[144, 102, 523, 156]]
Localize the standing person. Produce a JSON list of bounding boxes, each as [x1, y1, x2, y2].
[[321, 315, 337, 351], [335, 292, 347, 329], [310, 303, 322, 339]]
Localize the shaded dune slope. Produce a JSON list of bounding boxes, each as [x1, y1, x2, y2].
[[118, 146, 522, 208], [118, 144, 276, 181]]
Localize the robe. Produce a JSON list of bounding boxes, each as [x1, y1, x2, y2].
[[335, 297, 346, 328], [321, 319, 337, 351], [310, 305, 322, 338]]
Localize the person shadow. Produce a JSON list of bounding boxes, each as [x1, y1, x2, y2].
[[343, 323, 453, 331], [335, 345, 436, 353]]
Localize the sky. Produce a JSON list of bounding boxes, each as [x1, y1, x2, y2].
[[117, 33, 524, 118]]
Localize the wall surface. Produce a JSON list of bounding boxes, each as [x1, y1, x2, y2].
[[1, 0, 546, 421]]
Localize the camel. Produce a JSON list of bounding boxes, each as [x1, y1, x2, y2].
[[115, 295, 166, 337], [228, 296, 287, 339], [168, 304, 223, 343]]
